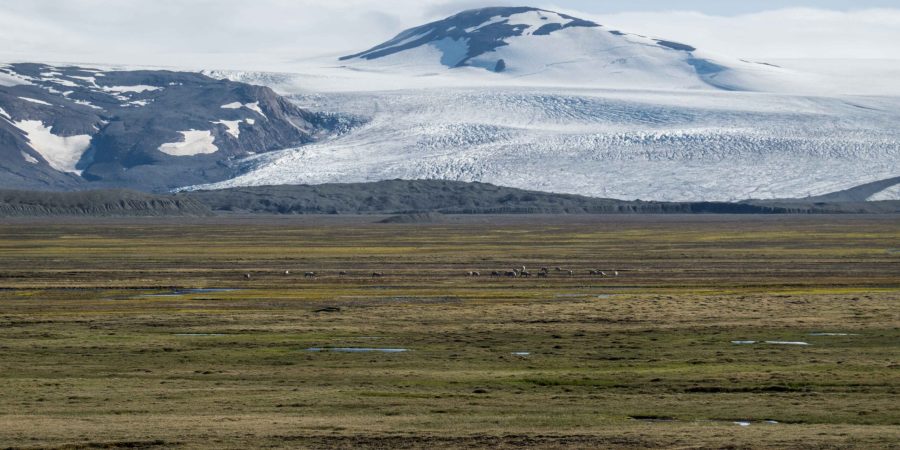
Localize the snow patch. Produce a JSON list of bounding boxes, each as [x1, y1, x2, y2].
[[221, 101, 266, 118], [158, 130, 219, 156], [45, 78, 80, 88], [13, 120, 91, 175], [0, 70, 32, 87], [506, 11, 575, 35], [18, 97, 53, 106], [103, 85, 161, 93], [212, 118, 257, 138], [67, 75, 97, 86], [21, 151, 39, 164], [73, 99, 103, 110], [867, 183, 900, 201], [212, 120, 242, 138], [0, 107, 10, 120]]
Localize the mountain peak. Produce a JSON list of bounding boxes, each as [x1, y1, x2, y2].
[[341, 6, 599, 67], [339, 6, 796, 91]]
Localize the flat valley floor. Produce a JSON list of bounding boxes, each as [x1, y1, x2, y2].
[[0, 215, 897, 449]]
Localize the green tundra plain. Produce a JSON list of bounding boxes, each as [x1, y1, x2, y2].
[[0, 215, 897, 449]]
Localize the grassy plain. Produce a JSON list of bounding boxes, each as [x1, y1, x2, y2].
[[0, 215, 897, 449]]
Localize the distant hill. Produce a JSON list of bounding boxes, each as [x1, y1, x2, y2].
[[0, 189, 210, 217], [2, 180, 898, 217], [181, 180, 900, 215]]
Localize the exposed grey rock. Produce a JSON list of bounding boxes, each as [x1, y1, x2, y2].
[[0, 63, 359, 192]]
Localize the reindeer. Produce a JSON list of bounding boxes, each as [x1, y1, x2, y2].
[[538, 272, 549, 278], [491, 271, 501, 277], [283, 270, 291, 276], [372, 272, 384, 278], [339, 271, 348, 276], [243, 273, 252, 280], [304, 272, 317, 278]]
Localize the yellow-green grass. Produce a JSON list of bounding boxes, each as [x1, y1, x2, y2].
[[0, 215, 897, 449]]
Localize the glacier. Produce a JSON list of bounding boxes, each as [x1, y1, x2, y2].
[[188, 82, 900, 202], [185, 7, 899, 201]]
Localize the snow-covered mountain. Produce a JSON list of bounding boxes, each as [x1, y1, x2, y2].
[[339, 6, 802, 92], [183, 7, 899, 202], [2, 7, 898, 201]]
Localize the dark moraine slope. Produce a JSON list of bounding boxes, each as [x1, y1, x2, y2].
[[2, 180, 898, 217], [0, 189, 210, 217], [181, 180, 900, 215]]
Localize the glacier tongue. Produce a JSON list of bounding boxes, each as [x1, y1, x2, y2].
[[187, 85, 900, 202]]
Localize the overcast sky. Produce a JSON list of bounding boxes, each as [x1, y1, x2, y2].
[[1, 0, 898, 70]]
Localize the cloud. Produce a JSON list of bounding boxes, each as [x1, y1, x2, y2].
[[557, 7, 900, 60], [0, 0, 897, 70]]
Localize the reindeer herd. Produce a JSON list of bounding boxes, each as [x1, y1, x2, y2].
[[482, 266, 617, 278], [243, 266, 619, 280]]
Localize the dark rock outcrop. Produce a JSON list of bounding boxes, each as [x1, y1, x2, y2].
[[0, 63, 358, 192]]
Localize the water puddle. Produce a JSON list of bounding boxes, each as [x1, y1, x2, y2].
[[173, 333, 226, 337], [809, 332, 857, 336], [511, 352, 531, 356], [724, 419, 780, 427], [731, 341, 810, 346], [140, 288, 238, 298], [629, 416, 677, 423], [555, 294, 613, 299], [306, 347, 408, 353]]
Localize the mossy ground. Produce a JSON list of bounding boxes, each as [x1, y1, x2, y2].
[[0, 215, 897, 449]]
